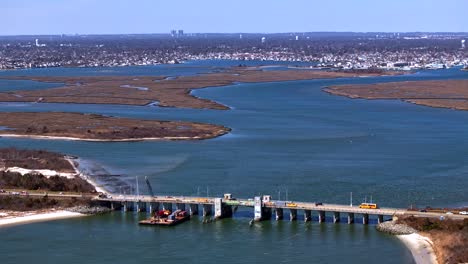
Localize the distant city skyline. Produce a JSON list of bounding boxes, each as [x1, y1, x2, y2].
[[2, 0, 467, 35]]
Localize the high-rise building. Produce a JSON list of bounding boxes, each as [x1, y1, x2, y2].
[[178, 30, 184, 36], [35, 39, 39, 47], [462, 39, 466, 49], [170, 30, 177, 37], [261, 37, 266, 43]]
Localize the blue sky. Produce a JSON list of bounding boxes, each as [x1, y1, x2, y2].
[[2, 0, 467, 35]]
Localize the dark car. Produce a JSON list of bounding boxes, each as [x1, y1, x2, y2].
[[315, 202, 323, 206]]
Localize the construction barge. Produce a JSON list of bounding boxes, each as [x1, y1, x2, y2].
[[139, 209, 190, 226]]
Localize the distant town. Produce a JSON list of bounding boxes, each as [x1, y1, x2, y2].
[[0, 32, 466, 70]]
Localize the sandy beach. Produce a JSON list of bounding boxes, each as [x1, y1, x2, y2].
[[397, 233, 438, 264], [0, 133, 203, 142], [0, 210, 85, 228]]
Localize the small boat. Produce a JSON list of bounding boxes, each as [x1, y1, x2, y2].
[[139, 209, 190, 226]]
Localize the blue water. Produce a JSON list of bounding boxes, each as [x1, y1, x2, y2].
[[0, 63, 467, 263]]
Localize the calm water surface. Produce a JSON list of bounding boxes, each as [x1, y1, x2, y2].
[[0, 62, 467, 263]]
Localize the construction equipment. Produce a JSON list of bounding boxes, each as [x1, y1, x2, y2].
[[145, 176, 155, 197]]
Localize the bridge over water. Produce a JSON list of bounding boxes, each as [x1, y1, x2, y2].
[[96, 194, 468, 224]]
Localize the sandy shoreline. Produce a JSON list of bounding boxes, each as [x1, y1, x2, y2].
[[0, 133, 205, 142], [0, 210, 85, 228], [397, 233, 438, 264]]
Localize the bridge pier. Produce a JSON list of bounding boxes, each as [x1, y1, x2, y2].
[[347, 213, 354, 224], [123, 201, 134, 212], [202, 204, 212, 216], [333, 212, 340, 223], [163, 203, 172, 211], [254, 196, 272, 221], [149, 202, 159, 213], [136, 201, 146, 212], [176, 203, 186, 211], [318, 211, 326, 223], [304, 210, 312, 222], [275, 208, 283, 221], [378, 215, 384, 224], [214, 198, 233, 219], [189, 204, 199, 215], [289, 209, 297, 221], [110, 202, 122, 211], [362, 214, 369, 225]]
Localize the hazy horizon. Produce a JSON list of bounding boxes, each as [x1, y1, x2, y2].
[[3, 0, 467, 35]]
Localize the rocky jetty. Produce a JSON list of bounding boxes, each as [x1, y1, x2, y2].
[[376, 221, 417, 235], [67, 206, 111, 215]]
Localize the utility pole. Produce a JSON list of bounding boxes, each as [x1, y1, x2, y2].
[[136, 176, 139, 199]]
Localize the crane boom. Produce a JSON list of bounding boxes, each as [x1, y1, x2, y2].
[[145, 176, 155, 197]]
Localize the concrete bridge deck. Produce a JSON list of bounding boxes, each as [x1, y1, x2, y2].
[[2, 192, 467, 222], [96, 194, 468, 222]]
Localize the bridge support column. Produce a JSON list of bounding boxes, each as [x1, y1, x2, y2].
[[333, 212, 340, 223], [214, 198, 233, 219], [110, 202, 122, 211], [347, 213, 354, 224], [176, 203, 186, 211], [136, 201, 146, 212], [149, 202, 159, 213], [275, 208, 283, 221], [163, 203, 172, 211], [362, 214, 369, 225], [318, 211, 326, 223], [189, 204, 199, 215], [304, 210, 312, 222], [123, 201, 134, 212], [254, 196, 271, 221], [378, 215, 384, 224], [203, 204, 212, 216], [289, 209, 297, 221]]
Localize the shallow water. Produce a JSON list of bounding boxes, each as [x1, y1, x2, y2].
[[0, 62, 467, 263]]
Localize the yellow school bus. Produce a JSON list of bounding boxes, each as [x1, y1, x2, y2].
[[359, 203, 378, 209]]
